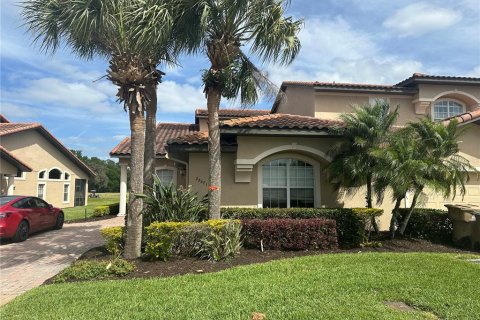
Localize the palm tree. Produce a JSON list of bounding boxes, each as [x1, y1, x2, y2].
[[176, 0, 303, 218], [375, 119, 476, 238], [328, 101, 399, 209], [22, 0, 177, 258]]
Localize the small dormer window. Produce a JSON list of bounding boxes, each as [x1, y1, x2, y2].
[[433, 100, 465, 121], [48, 168, 62, 180]]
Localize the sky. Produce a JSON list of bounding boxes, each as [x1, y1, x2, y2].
[[1, 0, 479, 158]]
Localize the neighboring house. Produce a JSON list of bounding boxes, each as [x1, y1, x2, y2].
[[0, 115, 95, 208], [111, 73, 480, 229]]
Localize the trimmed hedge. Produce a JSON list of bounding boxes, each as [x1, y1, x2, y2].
[[398, 208, 452, 244], [221, 207, 382, 247], [242, 218, 338, 250], [101, 226, 124, 255], [93, 203, 120, 217]]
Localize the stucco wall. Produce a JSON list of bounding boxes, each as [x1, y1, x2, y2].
[[118, 157, 187, 187], [1, 130, 89, 208], [276, 86, 315, 116], [0, 160, 18, 175]]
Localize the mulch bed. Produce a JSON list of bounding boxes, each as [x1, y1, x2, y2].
[[71, 237, 479, 282]]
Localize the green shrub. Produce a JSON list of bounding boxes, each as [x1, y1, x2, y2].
[[199, 220, 242, 261], [144, 220, 241, 261], [101, 227, 125, 255], [221, 207, 382, 247], [93, 205, 110, 217], [142, 176, 208, 225], [51, 259, 135, 283], [398, 208, 452, 243], [93, 203, 120, 217]]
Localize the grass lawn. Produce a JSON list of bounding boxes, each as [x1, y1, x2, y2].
[[1, 253, 479, 319], [63, 193, 119, 221]]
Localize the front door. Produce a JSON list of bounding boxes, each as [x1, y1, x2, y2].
[[74, 179, 86, 207]]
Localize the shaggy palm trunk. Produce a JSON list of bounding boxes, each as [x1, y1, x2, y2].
[[144, 87, 157, 186], [389, 197, 403, 239], [366, 174, 379, 233], [124, 106, 146, 259], [207, 87, 222, 219], [398, 189, 422, 235]]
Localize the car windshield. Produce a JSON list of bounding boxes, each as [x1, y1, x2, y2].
[[0, 196, 19, 206]]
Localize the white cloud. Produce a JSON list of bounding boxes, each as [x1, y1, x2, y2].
[[467, 65, 480, 77], [383, 2, 462, 37], [0, 102, 38, 119], [156, 81, 206, 112], [266, 17, 423, 85]]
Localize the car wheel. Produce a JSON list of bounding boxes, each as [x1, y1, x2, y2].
[[13, 220, 29, 242], [54, 212, 64, 230]]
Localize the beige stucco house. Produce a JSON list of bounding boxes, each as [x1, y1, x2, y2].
[[0, 115, 95, 208], [111, 73, 480, 229]]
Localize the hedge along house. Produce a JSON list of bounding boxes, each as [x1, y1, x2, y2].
[[0, 115, 95, 208], [111, 73, 480, 230]]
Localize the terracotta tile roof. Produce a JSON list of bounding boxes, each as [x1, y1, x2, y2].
[[0, 146, 33, 172], [221, 113, 343, 130], [0, 122, 95, 177], [396, 73, 480, 86], [110, 123, 199, 156], [195, 108, 270, 120], [167, 132, 209, 145], [281, 80, 400, 90], [0, 123, 42, 136], [442, 109, 480, 126]]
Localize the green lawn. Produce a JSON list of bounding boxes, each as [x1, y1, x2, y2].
[[63, 193, 120, 221], [2, 253, 479, 319]]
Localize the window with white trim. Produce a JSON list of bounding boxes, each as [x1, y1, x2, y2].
[[155, 169, 175, 186], [63, 184, 70, 202], [64, 172, 70, 180], [433, 100, 465, 121], [38, 170, 46, 179], [37, 183, 46, 200], [48, 168, 62, 180], [262, 159, 314, 208]]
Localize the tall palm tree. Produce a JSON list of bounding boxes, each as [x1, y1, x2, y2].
[[22, 0, 177, 258], [328, 101, 399, 209], [176, 0, 303, 218], [374, 118, 476, 238]]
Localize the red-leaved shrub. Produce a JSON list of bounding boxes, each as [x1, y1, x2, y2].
[[242, 218, 338, 251]]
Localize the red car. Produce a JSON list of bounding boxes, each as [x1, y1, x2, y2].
[[0, 196, 64, 242]]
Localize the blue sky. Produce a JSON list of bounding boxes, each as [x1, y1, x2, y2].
[[1, 0, 479, 158]]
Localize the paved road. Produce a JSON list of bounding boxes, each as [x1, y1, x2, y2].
[[0, 217, 124, 306]]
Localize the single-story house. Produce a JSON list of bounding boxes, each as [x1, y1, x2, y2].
[[111, 73, 480, 230], [0, 115, 95, 208]]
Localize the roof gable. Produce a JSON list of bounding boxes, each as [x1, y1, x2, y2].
[[0, 122, 95, 177]]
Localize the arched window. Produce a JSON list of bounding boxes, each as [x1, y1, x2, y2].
[[38, 170, 46, 180], [262, 159, 314, 208], [433, 100, 465, 121], [48, 168, 62, 180]]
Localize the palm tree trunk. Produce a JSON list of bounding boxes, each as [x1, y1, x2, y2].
[[124, 105, 145, 259], [144, 86, 157, 186], [389, 197, 403, 239], [207, 86, 222, 219], [366, 174, 379, 233], [398, 189, 422, 235]]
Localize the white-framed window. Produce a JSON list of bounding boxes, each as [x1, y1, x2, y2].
[[262, 159, 315, 208], [38, 170, 47, 180], [48, 168, 62, 180], [64, 172, 70, 180], [14, 171, 26, 180], [155, 168, 176, 186], [37, 183, 46, 200], [432, 99, 465, 121], [63, 183, 70, 203]]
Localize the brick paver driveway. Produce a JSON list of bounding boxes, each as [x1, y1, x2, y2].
[[0, 216, 124, 306]]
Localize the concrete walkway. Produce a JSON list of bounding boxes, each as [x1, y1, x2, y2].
[[0, 216, 124, 306]]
